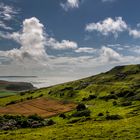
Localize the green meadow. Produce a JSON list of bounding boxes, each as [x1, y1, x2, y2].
[[0, 64, 140, 140]]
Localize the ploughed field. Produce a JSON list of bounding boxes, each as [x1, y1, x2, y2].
[[0, 98, 76, 117]]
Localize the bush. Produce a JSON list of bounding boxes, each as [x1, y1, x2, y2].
[[72, 110, 91, 117], [45, 119, 55, 126], [106, 114, 122, 120], [98, 113, 104, 116], [121, 101, 132, 106], [76, 103, 86, 111], [88, 95, 97, 100], [38, 94, 43, 97], [113, 101, 117, 106], [82, 95, 97, 101], [100, 94, 118, 101], [0, 115, 55, 130], [6, 100, 18, 105], [116, 90, 135, 98], [28, 114, 43, 121], [26, 96, 33, 100], [68, 118, 81, 123], [59, 113, 66, 119], [20, 92, 26, 96], [68, 117, 91, 124]]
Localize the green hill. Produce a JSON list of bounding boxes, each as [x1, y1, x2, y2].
[[0, 81, 35, 98], [0, 64, 140, 140]]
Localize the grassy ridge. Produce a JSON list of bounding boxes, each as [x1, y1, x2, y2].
[[0, 64, 140, 140]]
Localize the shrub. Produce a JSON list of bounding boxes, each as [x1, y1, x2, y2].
[[88, 95, 97, 100], [26, 96, 33, 100], [98, 113, 104, 116], [82, 95, 97, 101], [38, 94, 43, 97], [106, 114, 122, 120], [72, 110, 91, 117], [68, 118, 81, 123], [6, 100, 18, 105], [0, 114, 55, 130], [20, 92, 26, 96], [121, 101, 132, 106], [45, 119, 55, 126], [82, 97, 87, 101], [68, 117, 91, 124], [28, 114, 43, 121], [76, 103, 86, 111], [113, 101, 117, 106], [100, 95, 117, 101], [59, 113, 66, 119]]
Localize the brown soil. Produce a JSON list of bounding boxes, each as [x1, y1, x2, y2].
[[0, 98, 76, 118]]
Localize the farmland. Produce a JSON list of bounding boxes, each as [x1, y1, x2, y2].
[[0, 98, 76, 117]]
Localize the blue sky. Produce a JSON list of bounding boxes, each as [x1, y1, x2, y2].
[[0, 0, 140, 81]]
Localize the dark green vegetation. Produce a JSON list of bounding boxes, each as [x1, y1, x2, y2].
[[0, 114, 54, 130], [0, 64, 140, 140], [0, 80, 35, 98]]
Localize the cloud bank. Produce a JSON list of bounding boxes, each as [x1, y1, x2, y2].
[[0, 16, 140, 77], [0, 17, 78, 66]]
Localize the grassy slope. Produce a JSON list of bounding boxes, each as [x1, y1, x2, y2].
[[0, 64, 140, 140]]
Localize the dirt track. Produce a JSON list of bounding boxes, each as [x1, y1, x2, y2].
[[0, 98, 76, 118]]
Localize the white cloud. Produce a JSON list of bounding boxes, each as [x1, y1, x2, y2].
[[0, 21, 12, 30], [0, 17, 47, 65], [101, 0, 116, 2], [0, 2, 19, 31], [0, 3, 18, 21], [85, 17, 140, 39], [137, 23, 140, 28], [99, 46, 121, 62], [75, 47, 96, 53], [60, 0, 79, 11], [47, 38, 78, 50], [0, 17, 78, 66], [129, 29, 140, 38], [85, 17, 127, 37]]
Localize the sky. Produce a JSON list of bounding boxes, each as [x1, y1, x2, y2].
[[0, 0, 140, 81]]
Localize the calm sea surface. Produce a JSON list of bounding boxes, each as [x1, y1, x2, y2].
[[0, 76, 78, 88]]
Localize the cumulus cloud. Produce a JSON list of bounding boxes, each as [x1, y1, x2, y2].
[[99, 46, 121, 62], [129, 29, 140, 38], [47, 38, 78, 50], [60, 0, 80, 11], [0, 17, 78, 66], [85, 17, 140, 39], [0, 17, 47, 65], [85, 17, 127, 37], [75, 47, 96, 53]]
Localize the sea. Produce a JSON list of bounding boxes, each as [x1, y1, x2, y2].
[[0, 76, 78, 88]]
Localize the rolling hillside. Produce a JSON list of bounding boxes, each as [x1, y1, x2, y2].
[[0, 64, 140, 140], [0, 81, 35, 98]]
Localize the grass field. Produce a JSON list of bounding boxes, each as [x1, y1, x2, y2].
[[0, 64, 140, 140]]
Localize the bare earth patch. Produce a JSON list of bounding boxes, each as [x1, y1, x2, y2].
[[0, 98, 76, 118]]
